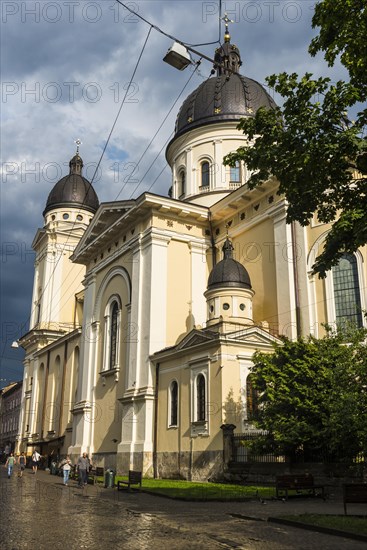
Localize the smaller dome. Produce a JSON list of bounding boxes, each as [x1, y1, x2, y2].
[[208, 238, 251, 290], [43, 153, 99, 216]]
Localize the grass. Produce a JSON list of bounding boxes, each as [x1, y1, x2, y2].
[[281, 514, 367, 536], [114, 476, 276, 500]]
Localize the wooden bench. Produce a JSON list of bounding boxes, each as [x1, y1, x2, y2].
[[117, 470, 142, 491], [276, 474, 325, 500], [343, 483, 367, 515], [89, 466, 105, 485]]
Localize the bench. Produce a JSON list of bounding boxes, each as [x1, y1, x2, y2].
[[88, 466, 105, 485], [343, 484, 367, 515], [117, 470, 142, 491], [276, 474, 325, 500]]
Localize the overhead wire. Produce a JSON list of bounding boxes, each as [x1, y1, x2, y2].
[[0, 24, 154, 360]]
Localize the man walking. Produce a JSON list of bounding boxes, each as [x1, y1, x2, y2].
[[77, 452, 89, 487], [31, 449, 41, 474]]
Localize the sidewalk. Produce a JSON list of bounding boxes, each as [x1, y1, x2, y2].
[[23, 469, 366, 519]]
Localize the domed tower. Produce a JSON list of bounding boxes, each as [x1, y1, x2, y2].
[[204, 237, 254, 327], [29, 146, 99, 331], [166, 32, 276, 207]]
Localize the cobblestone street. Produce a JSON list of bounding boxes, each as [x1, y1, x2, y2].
[[1, 469, 366, 549]]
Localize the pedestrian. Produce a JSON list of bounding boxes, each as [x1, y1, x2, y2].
[[31, 449, 41, 474], [60, 455, 72, 486], [86, 453, 93, 474], [77, 452, 89, 487], [17, 452, 26, 478], [5, 452, 15, 478]]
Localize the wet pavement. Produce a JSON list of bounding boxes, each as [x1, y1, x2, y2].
[[1, 469, 366, 549]]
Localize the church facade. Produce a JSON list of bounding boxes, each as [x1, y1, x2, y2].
[[16, 35, 367, 480]]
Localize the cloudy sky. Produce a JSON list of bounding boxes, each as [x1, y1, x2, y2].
[[0, 0, 348, 387]]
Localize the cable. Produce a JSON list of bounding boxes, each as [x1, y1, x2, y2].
[[114, 60, 202, 201], [87, 26, 152, 191], [0, 26, 153, 360]]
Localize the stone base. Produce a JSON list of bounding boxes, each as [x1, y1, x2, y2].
[[155, 450, 223, 481]]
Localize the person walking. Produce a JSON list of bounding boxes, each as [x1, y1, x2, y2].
[[5, 452, 15, 478], [60, 455, 72, 486], [31, 449, 41, 474], [17, 452, 26, 478], [77, 452, 89, 487]]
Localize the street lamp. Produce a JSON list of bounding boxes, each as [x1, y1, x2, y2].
[[163, 42, 192, 71]]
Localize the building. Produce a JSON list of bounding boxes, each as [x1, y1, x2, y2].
[[0, 381, 23, 456], [16, 33, 367, 479]]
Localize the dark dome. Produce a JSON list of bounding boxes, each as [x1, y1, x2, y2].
[[208, 238, 252, 290], [174, 73, 276, 138], [43, 153, 99, 216]]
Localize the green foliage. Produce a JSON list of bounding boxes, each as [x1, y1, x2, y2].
[[223, 1, 367, 277], [250, 328, 367, 461]]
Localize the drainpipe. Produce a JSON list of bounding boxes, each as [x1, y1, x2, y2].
[[153, 362, 159, 479], [291, 221, 301, 338]]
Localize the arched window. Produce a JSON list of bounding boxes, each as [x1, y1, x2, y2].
[[103, 297, 121, 372], [332, 253, 363, 328], [109, 301, 119, 369], [246, 374, 259, 421], [230, 161, 241, 183], [169, 381, 178, 426], [196, 374, 206, 421], [201, 161, 210, 188], [179, 170, 186, 197]]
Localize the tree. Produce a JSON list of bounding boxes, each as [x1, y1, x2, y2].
[[224, 0, 367, 277], [250, 327, 367, 462]]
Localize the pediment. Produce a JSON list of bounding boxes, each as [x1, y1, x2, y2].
[[72, 200, 135, 260], [227, 326, 280, 346], [176, 330, 217, 350]]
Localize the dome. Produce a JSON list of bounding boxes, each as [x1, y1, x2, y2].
[[174, 73, 276, 138], [43, 153, 99, 216], [172, 36, 276, 140], [208, 238, 252, 290]]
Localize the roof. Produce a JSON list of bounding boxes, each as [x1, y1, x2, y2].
[[208, 238, 252, 290], [43, 153, 99, 215]]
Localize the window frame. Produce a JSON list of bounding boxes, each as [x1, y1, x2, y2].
[[229, 161, 241, 183], [103, 295, 122, 372], [200, 160, 210, 188], [168, 379, 179, 428]]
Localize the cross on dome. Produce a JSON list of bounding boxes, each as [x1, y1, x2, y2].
[[221, 12, 235, 42]]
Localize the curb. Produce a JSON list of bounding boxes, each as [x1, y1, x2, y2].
[[268, 516, 367, 543]]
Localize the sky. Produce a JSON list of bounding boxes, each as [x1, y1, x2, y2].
[[0, 0, 349, 388]]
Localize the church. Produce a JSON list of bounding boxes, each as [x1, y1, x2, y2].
[[16, 29, 366, 480]]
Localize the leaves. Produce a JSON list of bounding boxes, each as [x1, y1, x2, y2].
[[250, 328, 367, 459]]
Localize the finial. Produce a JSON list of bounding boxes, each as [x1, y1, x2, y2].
[[75, 138, 82, 155], [222, 235, 234, 260], [221, 12, 234, 42]]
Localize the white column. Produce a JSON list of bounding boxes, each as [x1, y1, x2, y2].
[[273, 206, 298, 339], [29, 260, 40, 329], [189, 241, 208, 327], [185, 147, 193, 196], [69, 274, 97, 456], [29, 357, 39, 436], [213, 139, 223, 190], [293, 222, 313, 336]]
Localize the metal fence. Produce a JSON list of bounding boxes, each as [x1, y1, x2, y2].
[[231, 432, 365, 465]]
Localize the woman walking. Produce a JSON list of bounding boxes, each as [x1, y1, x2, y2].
[[5, 452, 15, 478], [17, 452, 26, 478], [61, 455, 72, 486]]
